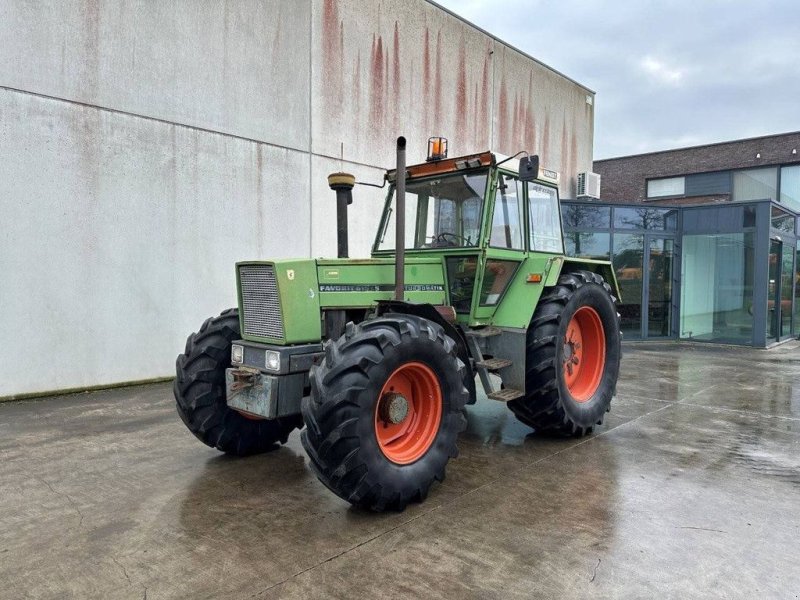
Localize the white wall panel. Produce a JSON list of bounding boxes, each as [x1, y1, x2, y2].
[[0, 90, 309, 396], [0, 0, 311, 150]]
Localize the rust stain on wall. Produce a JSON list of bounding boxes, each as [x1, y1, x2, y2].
[[456, 40, 467, 137], [311, 1, 588, 184], [513, 92, 521, 149], [525, 71, 535, 150], [392, 21, 400, 132], [321, 0, 343, 114], [322, 0, 339, 64], [542, 115, 551, 163], [370, 34, 385, 132], [384, 47, 389, 131], [433, 30, 442, 131], [472, 82, 479, 146], [570, 126, 578, 193], [423, 27, 431, 134], [497, 76, 508, 151], [480, 46, 490, 145]]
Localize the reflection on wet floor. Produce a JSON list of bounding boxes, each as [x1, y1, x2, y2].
[[463, 396, 533, 446], [0, 340, 798, 598]]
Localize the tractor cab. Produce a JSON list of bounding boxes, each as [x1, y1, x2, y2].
[[373, 140, 565, 324]]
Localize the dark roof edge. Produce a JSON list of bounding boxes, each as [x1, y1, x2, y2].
[[595, 130, 800, 163], [425, 0, 595, 95]]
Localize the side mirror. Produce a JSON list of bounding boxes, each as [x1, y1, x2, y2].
[[518, 155, 539, 182]]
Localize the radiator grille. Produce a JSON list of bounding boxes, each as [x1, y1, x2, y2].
[[239, 264, 285, 339]]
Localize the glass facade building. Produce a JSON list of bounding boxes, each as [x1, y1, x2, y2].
[[561, 199, 800, 346]]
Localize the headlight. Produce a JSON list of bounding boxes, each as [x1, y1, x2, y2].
[[231, 344, 244, 365], [265, 350, 281, 372]]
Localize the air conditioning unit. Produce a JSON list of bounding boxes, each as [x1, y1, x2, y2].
[[577, 172, 601, 199]]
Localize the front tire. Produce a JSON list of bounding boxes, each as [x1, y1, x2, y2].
[[509, 271, 621, 436], [301, 314, 469, 511], [174, 308, 302, 456]]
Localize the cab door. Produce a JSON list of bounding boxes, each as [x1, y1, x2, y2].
[[472, 170, 527, 321]]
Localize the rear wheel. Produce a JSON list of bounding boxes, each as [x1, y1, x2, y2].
[[174, 309, 302, 456], [301, 314, 469, 511], [508, 271, 621, 436]]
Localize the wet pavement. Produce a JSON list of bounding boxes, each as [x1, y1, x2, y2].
[[1, 341, 799, 599]]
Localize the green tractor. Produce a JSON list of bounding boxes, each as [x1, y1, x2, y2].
[[174, 137, 621, 511]]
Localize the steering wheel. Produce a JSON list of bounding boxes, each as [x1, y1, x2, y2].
[[435, 232, 471, 247]]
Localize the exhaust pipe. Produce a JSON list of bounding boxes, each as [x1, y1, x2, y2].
[[394, 137, 406, 300], [327, 172, 356, 258]]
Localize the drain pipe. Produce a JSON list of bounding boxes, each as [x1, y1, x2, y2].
[[327, 172, 355, 258], [394, 136, 406, 300]]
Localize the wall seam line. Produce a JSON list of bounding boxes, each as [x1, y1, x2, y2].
[[0, 84, 311, 157], [0, 83, 388, 170], [308, 0, 314, 257]]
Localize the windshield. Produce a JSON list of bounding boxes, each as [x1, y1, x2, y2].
[[376, 171, 488, 251]]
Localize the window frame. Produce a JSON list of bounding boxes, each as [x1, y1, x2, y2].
[[488, 170, 525, 252], [526, 180, 565, 254], [732, 166, 778, 203], [646, 176, 686, 199], [372, 169, 490, 253]]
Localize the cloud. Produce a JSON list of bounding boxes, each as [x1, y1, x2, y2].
[[433, 0, 800, 159], [639, 56, 684, 86]]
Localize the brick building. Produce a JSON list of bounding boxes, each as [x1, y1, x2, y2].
[[593, 131, 800, 211]]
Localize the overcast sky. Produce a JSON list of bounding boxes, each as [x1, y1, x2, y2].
[[434, 0, 800, 160]]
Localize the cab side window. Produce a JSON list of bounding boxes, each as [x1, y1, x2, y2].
[[489, 174, 524, 250], [528, 182, 564, 253]]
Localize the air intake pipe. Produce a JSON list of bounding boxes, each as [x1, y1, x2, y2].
[[394, 136, 406, 301], [327, 172, 356, 258]]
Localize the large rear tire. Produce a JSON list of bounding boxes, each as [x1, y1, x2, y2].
[[301, 314, 469, 511], [508, 271, 621, 436], [174, 308, 302, 456]]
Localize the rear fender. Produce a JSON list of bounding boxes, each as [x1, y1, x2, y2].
[[546, 257, 621, 302]]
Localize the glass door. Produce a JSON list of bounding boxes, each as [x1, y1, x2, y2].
[[612, 234, 644, 338], [646, 237, 674, 337], [795, 240, 800, 337], [767, 240, 781, 342], [780, 243, 794, 338], [612, 234, 675, 339]]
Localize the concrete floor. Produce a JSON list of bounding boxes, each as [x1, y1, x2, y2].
[[1, 342, 799, 599]]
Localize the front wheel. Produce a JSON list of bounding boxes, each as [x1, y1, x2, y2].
[[174, 308, 302, 456], [301, 314, 469, 511], [509, 270, 621, 436]]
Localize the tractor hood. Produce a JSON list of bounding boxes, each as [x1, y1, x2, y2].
[[316, 257, 446, 308], [236, 257, 447, 345]]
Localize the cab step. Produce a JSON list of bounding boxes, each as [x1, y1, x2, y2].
[[487, 388, 525, 402], [476, 358, 513, 371]]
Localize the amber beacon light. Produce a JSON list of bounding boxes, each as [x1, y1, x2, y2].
[[426, 137, 448, 162]]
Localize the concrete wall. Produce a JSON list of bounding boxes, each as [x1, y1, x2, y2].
[[0, 0, 594, 398]]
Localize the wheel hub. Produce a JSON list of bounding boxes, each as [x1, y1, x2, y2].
[[379, 392, 409, 425], [563, 332, 580, 375]]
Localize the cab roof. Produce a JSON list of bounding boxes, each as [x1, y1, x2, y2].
[[385, 151, 559, 186]]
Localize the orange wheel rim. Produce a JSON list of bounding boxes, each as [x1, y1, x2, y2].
[[374, 362, 443, 465], [562, 306, 606, 403]]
